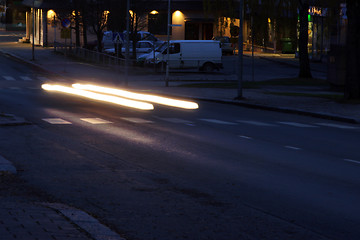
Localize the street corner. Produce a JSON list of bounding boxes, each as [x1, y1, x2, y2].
[[0, 113, 31, 126], [0, 154, 17, 175]]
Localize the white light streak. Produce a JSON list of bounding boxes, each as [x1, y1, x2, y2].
[[71, 84, 199, 109], [41, 84, 154, 110]]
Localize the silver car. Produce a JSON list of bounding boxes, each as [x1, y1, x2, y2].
[[212, 36, 234, 55]]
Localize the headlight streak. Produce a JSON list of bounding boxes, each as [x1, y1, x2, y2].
[[71, 83, 199, 109], [41, 84, 154, 110]]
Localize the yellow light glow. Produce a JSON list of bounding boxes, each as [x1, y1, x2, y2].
[[150, 10, 158, 15], [72, 84, 199, 110], [129, 10, 134, 17], [47, 10, 56, 19], [41, 84, 154, 110], [268, 18, 271, 23], [173, 10, 182, 17]]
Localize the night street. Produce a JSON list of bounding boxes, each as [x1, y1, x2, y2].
[[1, 51, 360, 240]]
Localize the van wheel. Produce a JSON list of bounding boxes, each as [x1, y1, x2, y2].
[[202, 63, 214, 72]]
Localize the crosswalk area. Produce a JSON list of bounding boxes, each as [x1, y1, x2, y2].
[[41, 116, 359, 131]]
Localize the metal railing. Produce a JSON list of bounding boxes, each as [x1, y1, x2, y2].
[[54, 42, 127, 69]]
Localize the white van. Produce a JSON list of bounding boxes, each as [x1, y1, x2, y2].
[[144, 40, 223, 71]]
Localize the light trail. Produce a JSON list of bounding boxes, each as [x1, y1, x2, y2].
[[72, 83, 199, 109], [41, 84, 154, 110]]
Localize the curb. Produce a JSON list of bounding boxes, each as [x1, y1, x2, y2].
[[42, 203, 126, 240], [0, 154, 17, 174], [166, 93, 360, 124], [1, 50, 52, 74], [0, 113, 31, 126], [200, 97, 360, 124]]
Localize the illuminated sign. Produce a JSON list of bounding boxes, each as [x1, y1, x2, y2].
[[309, 6, 327, 17]]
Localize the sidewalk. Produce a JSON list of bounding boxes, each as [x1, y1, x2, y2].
[[0, 38, 359, 240]]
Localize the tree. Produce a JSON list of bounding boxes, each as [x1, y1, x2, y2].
[[86, 0, 110, 52], [344, 0, 360, 99], [128, 0, 152, 60], [204, 0, 312, 78]]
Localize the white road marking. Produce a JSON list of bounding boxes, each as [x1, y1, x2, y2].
[[285, 146, 301, 150], [3, 76, 15, 81], [80, 118, 112, 124], [278, 121, 318, 128], [42, 118, 72, 124], [156, 117, 193, 124], [200, 119, 237, 125], [316, 123, 358, 129], [238, 135, 253, 140], [37, 76, 49, 81], [20, 76, 32, 81], [343, 159, 360, 165], [8, 87, 20, 90], [237, 120, 276, 127], [121, 117, 154, 124]]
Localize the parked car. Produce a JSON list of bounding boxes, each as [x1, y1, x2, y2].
[[102, 31, 124, 50], [104, 40, 156, 58], [102, 31, 163, 51], [212, 36, 234, 55], [144, 40, 223, 72]]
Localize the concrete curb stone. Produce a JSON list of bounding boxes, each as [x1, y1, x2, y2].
[[0, 113, 31, 126], [0, 154, 17, 174], [42, 203, 126, 240]]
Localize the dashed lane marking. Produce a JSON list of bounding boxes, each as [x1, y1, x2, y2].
[[238, 135, 253, 140], [155, 117, 194, 124], [38, 76, 49, 81], [42, 118, 72, 124], [20, 76, 32, 81], [285, 146, 302, 150], [200, 119, 237, 125], [316, 123, 358, 129], [80, 118, 113, 124], [278, 121, 318, 128], [343, 159, 360, 165], [121, 118, 154, 124], [3, 76, 15, 81], [237, 120, 276, 127]]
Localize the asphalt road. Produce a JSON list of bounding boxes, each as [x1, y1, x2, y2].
[[1, 53, 360, 240]]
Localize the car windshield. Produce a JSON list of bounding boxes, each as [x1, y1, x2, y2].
[[156, 42, 167, 52]]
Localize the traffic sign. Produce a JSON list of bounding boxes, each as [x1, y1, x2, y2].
[[61, 18, 71, 28]]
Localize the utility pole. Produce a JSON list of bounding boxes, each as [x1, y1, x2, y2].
[[125, 0, 130, 86], [236, 0, 244, 99], [32, 0, 35, 61], [165, 0, 171, 87]]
